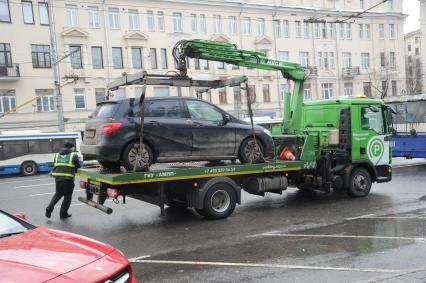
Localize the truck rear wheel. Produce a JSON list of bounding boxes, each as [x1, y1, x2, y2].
[[21, 161, 38, 176], [200, 183, 236, 219], [347, 167, 372, 198]]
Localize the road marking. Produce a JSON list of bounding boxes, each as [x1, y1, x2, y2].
[[30, 189, 84, 197], [255, 233, 426, 241], [15, 183, 54, 189], [130, 259, 401, 273], [345, 214, 376, 221], [129, 255, 151, 261], [358, 216, 426, 220], [0, 177, 49, 185]]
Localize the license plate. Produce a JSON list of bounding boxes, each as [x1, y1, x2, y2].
[[85, 130, 95, 138]]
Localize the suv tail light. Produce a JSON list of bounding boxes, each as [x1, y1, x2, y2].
[[102, 122, 122, 134]]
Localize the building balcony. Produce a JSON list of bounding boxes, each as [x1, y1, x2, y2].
[[0, 64, 20, 80], [342, 66, 360, 78]]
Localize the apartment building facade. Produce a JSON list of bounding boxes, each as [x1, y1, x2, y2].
[[405, 29, 423, 94], [0, 0, 407, 131], [420, 0, 426, 94]]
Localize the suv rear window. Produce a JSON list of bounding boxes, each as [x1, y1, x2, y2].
[[93, 103, 118, 118]]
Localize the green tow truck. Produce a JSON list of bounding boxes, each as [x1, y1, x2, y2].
[[77, 39, 393, 219]]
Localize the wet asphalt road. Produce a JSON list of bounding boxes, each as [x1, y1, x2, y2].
[[1, 161, 426, 282]]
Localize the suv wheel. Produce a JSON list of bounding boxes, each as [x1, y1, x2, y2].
[[238, 138, 264, 164], [122, 142, 153, 171]]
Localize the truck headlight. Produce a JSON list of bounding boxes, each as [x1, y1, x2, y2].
[[263, 129, 272, 137]]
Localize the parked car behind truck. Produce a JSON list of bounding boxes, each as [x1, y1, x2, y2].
[[81, 97, 274, 171]]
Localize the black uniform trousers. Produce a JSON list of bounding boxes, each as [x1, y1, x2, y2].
[[46, 178, 74, 216]]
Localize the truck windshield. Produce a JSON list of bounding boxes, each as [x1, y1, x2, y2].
[[361, 107, 384, 134]]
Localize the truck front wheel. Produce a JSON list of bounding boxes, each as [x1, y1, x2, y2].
[[200, 183, 236, 219], [347, 167, 372, 198]]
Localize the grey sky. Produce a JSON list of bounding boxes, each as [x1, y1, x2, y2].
[[404, 0, 420, 33]]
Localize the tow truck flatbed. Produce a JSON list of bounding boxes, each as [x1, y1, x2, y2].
[[77, 160, 311, 186]]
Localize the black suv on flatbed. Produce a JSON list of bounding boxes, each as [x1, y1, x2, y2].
[[81, 97, 274, 171]]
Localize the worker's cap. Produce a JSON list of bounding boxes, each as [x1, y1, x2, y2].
[[64, 142, 75, 149]]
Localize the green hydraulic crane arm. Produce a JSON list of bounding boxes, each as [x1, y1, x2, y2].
[[173, 39, 306, 134]]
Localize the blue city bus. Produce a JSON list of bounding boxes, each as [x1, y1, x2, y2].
[[0, 131, 81, 176]]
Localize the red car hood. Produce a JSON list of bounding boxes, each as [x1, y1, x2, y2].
[[0, 227, 115, 282]]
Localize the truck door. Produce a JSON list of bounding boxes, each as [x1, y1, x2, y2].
[[353, 105, 390, 166]]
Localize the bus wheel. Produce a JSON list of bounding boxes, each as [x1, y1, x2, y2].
[[201, 183, 236, 219], [347, 167, 371, 198], [21, 162, 38, 176]]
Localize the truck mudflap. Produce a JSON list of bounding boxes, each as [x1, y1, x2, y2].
[[78, 196, 113, 214]]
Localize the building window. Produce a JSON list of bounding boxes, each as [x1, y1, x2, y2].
[[318, 52, 335, 69], [273, 20, 280, 37], [359, 24, 370, 40], [0, 43, 12, 67], [391, 80, 397, 96], [190, 14, 197, 33], [173, 12, 183, 32], [360, 0, 364, 9], [303, 22, 309, 38], [415, 47, 419, 55], [35, 89, 55, 112], [88, 6, 99, 28], [157, 11, 164, 32], [146, 10, 155, 32], [242, 17, 251, 35], [389, 24, 395, 39], [233, 86, 241, 104], [415, 37, 420, 44], [219, 88, 227, 104], [342, 52, 351, 68], [381, 81, 388, 96], [363, 82, 372, 97], [201, 59, 209, 70], [388, 0, 394, 9], [389, 52, 396, 68], [112, 47, 123, 69], [38, 2, 49, 25], [262, 84, 270, 102], [194, 58, 200, 70], [0, 89, 16, 113], [321, 23, 327, 39], [199, 14, 206, 33], [283, 20, 289, 37], [278, 51, 289, 61], [338, 23, 344, 39], [150, 48, 157, 69], [65, 4, 78, 27], [299, 52, 309, 67], [408, 44, 411, 52], [380, 52, 386, 67], [153, 87, 169, 97], [128, 9, 139, 30], [91, 46, 103, 69], [213, 15, 221, 33], [131, 47, 142, 69], [345, 23, 352, 39], [322, 83, 333, 99], [0, 0, 11, 22], [113, 88, 126, 100], [108, 7, 120, 29], [344, 83, 353, 96], [257, 18, 265, 36], [378, 24, 384, 39], [22, 1, 34, 24], [248, 85, 256, 102], [31, 44, 51, 68], [217, 61, 225, 70], [328, 23, 335, 39], [280, 83, 290, 94], [303, 83, 311, 100], [295, 21, 301, 37], [74, 88, 86, 109], [70, 45, 82, 69], [361, 52, 370, 69], [95, 88, 105, 104], [313, 23, 319, 38], [228, 16, 237, 35], [160, 48, 167, 69]]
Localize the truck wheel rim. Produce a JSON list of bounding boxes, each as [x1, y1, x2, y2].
[[210, 190, 230, 213], [353, 175, 367, 192], [128, 146, 149, 168], [244, 140, 261, 161]]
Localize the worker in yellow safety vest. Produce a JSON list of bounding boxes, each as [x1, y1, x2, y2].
[[46, 142, 81, 219]]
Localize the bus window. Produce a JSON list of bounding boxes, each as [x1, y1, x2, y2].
[[29, 140, 52, 154], [0, 142, 4, 161], [3, 141, 29, 160]]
